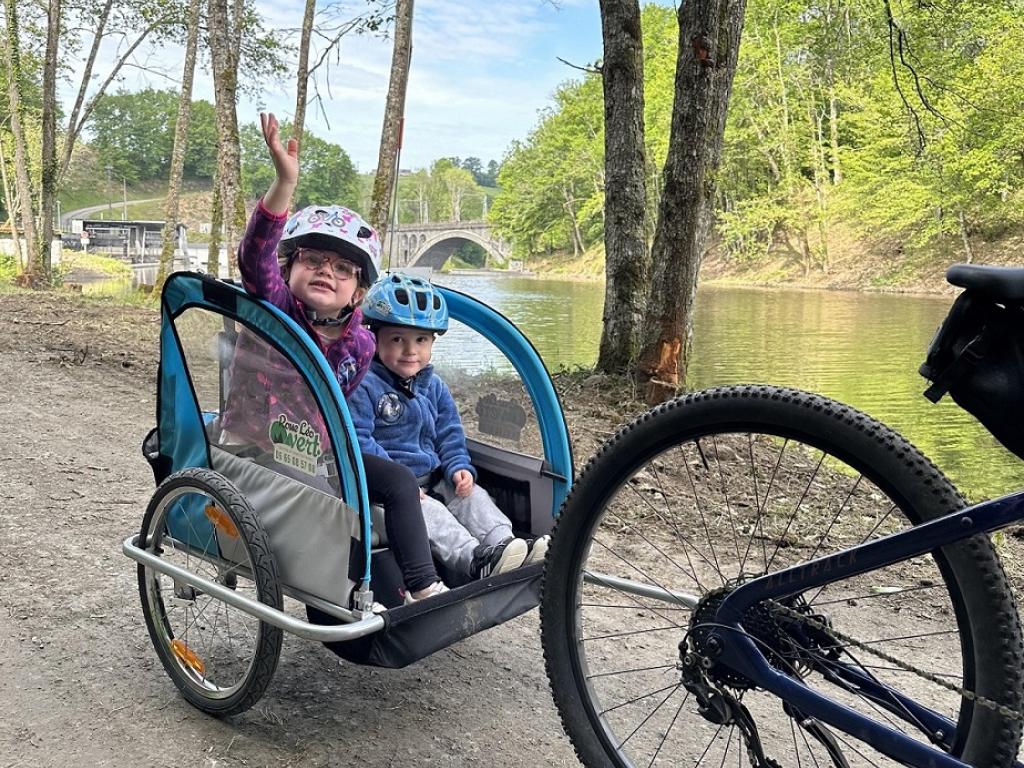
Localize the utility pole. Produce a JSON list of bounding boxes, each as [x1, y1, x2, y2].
[[122, 178, 127, 220], [105, 165, 112, 215]]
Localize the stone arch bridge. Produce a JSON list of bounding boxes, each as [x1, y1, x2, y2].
[[383, 221, 510, 270]]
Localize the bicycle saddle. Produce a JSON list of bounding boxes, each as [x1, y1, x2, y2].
[[946, 263, 1024, 302]]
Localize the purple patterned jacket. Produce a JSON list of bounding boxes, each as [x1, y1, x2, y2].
[[218, 200, 376, 452]]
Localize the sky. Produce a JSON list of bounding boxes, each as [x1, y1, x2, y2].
[[72, 0, 610, 173]]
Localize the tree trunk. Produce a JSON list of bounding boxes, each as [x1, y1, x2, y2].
[[824, 0, 842, 185], [809, 97, 830, 272], [828, 80, 842, 184], [800, 228, 813, 277], [636, 0, 748, 404], [156, 0, 202, 295], [208, 174, 222, 276], [208, 0, 244, 274], [772, 12, 792, 182], [595, 0, 648, 375], [294, 0, 316, 142], [369, 0, 413, 240], [0, 133, 22, 252], [1, 0, 39, 281], [563, 186, 585, 257], [38, 0, 62, 282], [958, 209, 974, 264]]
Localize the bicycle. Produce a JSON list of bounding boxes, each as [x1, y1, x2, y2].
[[540, 264, 1024, 767]]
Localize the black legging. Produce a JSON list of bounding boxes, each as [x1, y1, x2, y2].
[[361, 452, 437, 593]]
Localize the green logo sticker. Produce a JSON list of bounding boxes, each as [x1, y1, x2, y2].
[[269, 414, 323, 476]]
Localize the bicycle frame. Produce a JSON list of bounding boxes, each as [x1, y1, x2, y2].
[[710, 488, 1024, 768]]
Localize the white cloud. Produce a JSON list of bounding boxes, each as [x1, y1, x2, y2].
[[58, 0, 602, 172]]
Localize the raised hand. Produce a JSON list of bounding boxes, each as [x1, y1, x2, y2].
[[260, 112, 299, 214], [260, 112, 299, 187]]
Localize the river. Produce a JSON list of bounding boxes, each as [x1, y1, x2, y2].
[[432, 274, 1022, 501]]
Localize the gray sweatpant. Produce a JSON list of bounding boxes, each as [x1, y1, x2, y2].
[[420, 479, 514, 578]]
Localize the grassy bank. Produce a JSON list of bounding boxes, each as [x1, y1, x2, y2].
[[523, 242, 605, 280], [701, 224, 1024, 295], [520, 224, 1024, 294]]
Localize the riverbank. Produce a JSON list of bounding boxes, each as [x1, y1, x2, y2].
[[701, 223, 1024, 295], [522, 224, 1024, 295]]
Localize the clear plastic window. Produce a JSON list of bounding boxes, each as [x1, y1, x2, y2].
[[173, 306, 341, 495], [428, 317, 543, 458]]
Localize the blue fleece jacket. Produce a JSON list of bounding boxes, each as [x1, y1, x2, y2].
[[348, 359, 477, 482]]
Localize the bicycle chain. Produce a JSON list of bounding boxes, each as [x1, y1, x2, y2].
[[767, 601, 1024, 723]]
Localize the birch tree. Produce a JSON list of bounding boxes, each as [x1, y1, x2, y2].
[[369, 0, 412, 240], [156, 0, 202, 294]]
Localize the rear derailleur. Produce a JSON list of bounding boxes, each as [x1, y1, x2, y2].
[[680, 645, 781, 768]]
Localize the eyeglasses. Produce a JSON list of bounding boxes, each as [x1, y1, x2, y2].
[[295, 249, 361, 280]]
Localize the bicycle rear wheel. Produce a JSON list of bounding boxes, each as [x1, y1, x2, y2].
[[541, 386, 1023, 767], [138, 467, 283, 716]]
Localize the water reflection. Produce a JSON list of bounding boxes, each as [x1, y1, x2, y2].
[[434, 276, 1022, 501]]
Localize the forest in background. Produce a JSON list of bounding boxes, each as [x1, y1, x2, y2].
[[0, 86, 498, 227], [3, 0, 1022, 289], [490, 1, 1024, 279]]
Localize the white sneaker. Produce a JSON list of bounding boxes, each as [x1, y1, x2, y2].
[[523, 535, 550, 567], [404, 580, 450, 604], [471, 537, 528, 579]]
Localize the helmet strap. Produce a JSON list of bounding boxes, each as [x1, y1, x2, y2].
[[308, 305, 354, 327]]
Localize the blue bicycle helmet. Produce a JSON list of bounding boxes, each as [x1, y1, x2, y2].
[[362, 272, 449, 334]]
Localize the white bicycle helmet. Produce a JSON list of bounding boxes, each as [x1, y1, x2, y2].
[[279, 205, 382, 286]]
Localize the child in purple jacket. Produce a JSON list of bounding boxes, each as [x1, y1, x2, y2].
[[221, 112, 446, 604]]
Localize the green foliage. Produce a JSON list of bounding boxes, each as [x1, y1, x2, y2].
[[491, 0, 1024, 270], [62, 251, 132, 278], [490, 4, 674, 258], [440, 156, 499, 187], [0, 251, 19, 285], [87, 89, 218, 183], [239, 121, 359, 208], [386, 163, 493, 225]]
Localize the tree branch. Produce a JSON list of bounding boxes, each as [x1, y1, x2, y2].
[[557, 56, 601, 74], [59, 0, 114, 178], [60, 13, 174, 179]]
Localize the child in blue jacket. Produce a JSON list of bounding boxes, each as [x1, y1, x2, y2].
[[348, 273, 549, 584]]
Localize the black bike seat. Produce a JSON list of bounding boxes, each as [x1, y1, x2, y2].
[[946, 264, 1024, 302]]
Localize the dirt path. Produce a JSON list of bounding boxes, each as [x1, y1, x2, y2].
[[0, 292, 591, 768]]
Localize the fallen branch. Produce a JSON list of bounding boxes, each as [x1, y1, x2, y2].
[[9, 317, 70, 326]]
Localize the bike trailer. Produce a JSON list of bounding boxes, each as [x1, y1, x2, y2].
[[123, 271, 572, 714]]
